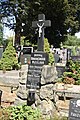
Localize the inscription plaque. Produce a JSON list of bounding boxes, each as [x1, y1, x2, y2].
[[69, 98, 80, 120], [27, 52, 48, 89]]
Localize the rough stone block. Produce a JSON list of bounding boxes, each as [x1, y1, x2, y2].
[[40, 84, 53, 100], [41, 65, 58, 84], [38, 99, 55, 118]]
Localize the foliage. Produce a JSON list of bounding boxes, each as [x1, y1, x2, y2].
[[20, 36, 37, 48], [62, 60, 80, 84], [26, 0, 80, 47], [0, 40, 20, 70], [7, 105, 42, 120], [0, 106, 68, 120], [1, 0, 80, 47], [71, 47, 77, 56], [63, 34, 80, 46], [44, 38, 54, 65], [62, 72, 76, 84]]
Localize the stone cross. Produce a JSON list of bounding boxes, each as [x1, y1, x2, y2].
[[32, 14, 51, 51]]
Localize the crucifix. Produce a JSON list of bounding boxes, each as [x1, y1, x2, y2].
[[32, 14, 51, 51]]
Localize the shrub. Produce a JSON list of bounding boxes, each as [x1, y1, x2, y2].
[[8, 105, 42, 120], [62, 60, 80, 84], [0, 41, 20, 70], [44, 38, 54, 65]]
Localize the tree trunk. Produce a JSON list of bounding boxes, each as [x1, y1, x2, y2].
[[14, 17, 21, 46]]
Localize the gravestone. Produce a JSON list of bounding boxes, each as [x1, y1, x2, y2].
[[0, 46, 3, 59], [56, 66, 65, 78], [69, 98, 80, 120], [53, 48, 67, 64], [27, 52, 49, 89], [54, 52, 60, 63], [67, 48, 72, 61], [26, 14, 51, 103]]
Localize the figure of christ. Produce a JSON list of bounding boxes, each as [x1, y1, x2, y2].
[[37, 23, 44, 38]]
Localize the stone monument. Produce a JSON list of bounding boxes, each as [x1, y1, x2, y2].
[[15, 14, 58, 118]]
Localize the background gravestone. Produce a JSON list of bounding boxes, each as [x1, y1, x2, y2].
[[67, 48, 72, 61], [20, 47, 33, 64], [69, 98, 80, 120], [56, 66, 66, 78], [0, 46, 3, 59]]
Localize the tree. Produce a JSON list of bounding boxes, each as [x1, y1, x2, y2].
[[44, 38, 54, 65], [0, 0, 29, 45], [63, 34, 80, 46], [25, 0, 80, 47], [0, 22, 3, 46], [0, 0, 80, 47]]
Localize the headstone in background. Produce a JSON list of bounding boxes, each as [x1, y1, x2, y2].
[[56, 66, 66, 78], [69, 98, 80, 120], [59, 48, 67, 64], [0, 46, 3, 59], [53, 48, 67, 64], [67, 48, 72, 61], [20, 47, 33, 64], [54, 51, 60, 63]]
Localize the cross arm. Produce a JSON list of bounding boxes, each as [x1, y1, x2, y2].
[[32, 20, 51, 28], [44, 20, 51, 27]]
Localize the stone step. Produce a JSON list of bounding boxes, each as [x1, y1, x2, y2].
[[0, 70, 20, 76]]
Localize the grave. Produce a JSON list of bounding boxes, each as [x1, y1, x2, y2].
[[69, 98, 80, 120], [53, 48, 68, 78], [15, 14, 58, 118], [26, 14, 51, 105]]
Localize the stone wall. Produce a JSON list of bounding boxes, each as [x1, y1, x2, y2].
[[15, 64, 58, 118]]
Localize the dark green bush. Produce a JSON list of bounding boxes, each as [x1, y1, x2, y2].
[[0, 41, 20, 70]]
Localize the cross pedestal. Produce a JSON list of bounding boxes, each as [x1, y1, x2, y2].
[[32, 14, 51, 51]]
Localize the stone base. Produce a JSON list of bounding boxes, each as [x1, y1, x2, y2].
[[14, 97, 27, 105], [15, 64, 57, 118]]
